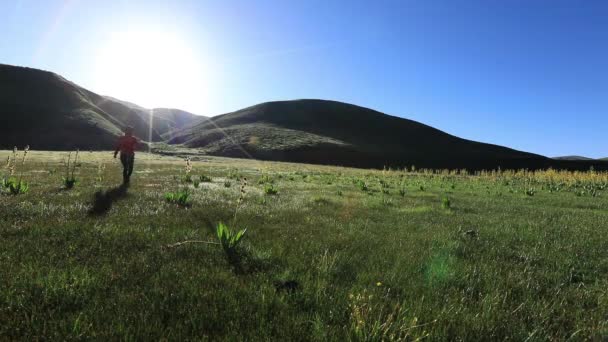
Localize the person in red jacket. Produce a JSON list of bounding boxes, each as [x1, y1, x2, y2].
[[113, 126, 139, 184]]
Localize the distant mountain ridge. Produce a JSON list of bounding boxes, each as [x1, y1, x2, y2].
[[0, 64, 205, 150], [553, 156, 595, 161], [168, 99, 608, 170], [1, 63, 606, 171]]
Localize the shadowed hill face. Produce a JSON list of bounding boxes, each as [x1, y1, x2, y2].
[[169, 100, 555, 169], [0, 64, 203, 150], [553, 156, 595, 161], [0, 64, 120, 150], [2, 64, 606, 171]]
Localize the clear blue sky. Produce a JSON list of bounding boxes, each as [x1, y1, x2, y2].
[[1, 0, 607, 158]]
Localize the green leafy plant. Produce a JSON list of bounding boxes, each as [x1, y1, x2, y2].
[[224, 181, 232, 188], [3, 145, 30, 195], [62, 150, 80, 189], [165, 189, 191, 207], [399, 188, 406, 197], [258, 174, 273, 184], [193, 179, 200, 188], [216, 222, 247, 257], [227, 169, 240, 180], [264, 183, 278, 195], [5, 177, 29, 195], [442, 196, 451, 209], [199, 174, 212, 182], [355, 179, 368, 192]]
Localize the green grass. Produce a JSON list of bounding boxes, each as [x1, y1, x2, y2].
[[1, 151, 607, 340]]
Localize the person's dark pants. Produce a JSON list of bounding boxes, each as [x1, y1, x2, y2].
[[120, 153, 135, 183]]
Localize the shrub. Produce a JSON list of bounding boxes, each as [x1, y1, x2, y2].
[[200, 174, 212, 182]]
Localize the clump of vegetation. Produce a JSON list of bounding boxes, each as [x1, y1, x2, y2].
[[524, 188, 535, 197], [216, 222, 247, 259], [3, 146, 30, 195], [348, 290, 431, 341], [227, 169, 240, 180], [355, 179, 368, 192], [258, 174, 273, 184], [398, 188, 406, 197], [182, 157, 193, 183], [165, 189, 191, 207], [224, 181, 232, 188], [62, 150, 80, 189], [199, 174, 212, 182], [442, 196, 451, 209], [96, 161, 106, 185], [264, 183, 278, 195], [218, 177, 249, 262]]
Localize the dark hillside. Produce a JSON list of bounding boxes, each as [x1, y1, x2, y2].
[[0, 64, 202, 150], [170, 100, 587, 170]]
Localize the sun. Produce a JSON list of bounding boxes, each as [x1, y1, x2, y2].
[[93, 29, 208, 113]]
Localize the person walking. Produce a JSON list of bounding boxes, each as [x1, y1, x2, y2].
[[113, 126, 138, 184]]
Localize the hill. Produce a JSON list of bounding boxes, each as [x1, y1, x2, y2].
[[553, 156, 595, 161], [1, 64, 606, 170], [168, 100, 608, 170], [0, 64, 204, 150]]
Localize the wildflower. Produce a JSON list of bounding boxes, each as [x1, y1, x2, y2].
[[376, 282, 382, 287], [185, 157, 192, 175], [21, 145, 29, 165]]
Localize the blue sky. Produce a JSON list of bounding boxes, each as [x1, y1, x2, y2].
[[1, 0, 607, 158]]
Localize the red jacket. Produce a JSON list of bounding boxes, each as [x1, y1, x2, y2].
[[115, 135, 138, 155]]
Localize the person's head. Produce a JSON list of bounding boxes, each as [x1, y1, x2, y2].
[[124, 126, 134, 136]]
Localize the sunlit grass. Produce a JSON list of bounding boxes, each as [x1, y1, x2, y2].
[[0, 151, 607, 340]]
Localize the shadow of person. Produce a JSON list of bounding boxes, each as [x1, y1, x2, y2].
[[88, 183, 130, 216]]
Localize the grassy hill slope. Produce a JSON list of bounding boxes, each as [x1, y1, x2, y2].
[[553, 156, 595, 161], [169, 100, 607, 170], [0, 64, 203, 150]]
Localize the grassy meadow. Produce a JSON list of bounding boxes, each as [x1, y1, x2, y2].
[[1, 150, 608, 340]]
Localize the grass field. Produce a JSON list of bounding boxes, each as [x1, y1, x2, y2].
[[1, 150, 607, 340]]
